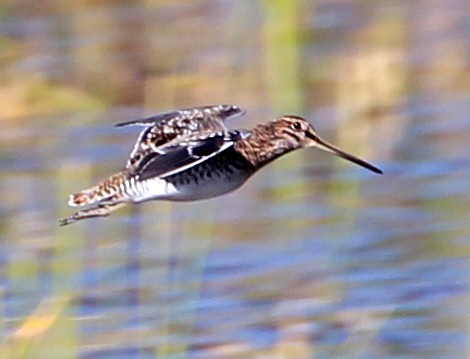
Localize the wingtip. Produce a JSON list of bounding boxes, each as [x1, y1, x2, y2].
[[114, 121, 132, 128], [114, 116, 156, 128]]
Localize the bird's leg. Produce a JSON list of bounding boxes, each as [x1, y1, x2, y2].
[[59, 202, 127, 226]]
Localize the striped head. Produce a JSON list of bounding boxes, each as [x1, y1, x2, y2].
[[268, 115, 316, 149], [236, 115, 382, 173]]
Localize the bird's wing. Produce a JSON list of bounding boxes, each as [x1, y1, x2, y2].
[[135, 130, 247, 181], [115, 104, 246, 171]]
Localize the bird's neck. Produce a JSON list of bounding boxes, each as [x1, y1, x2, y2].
[[234, 124, 296, 168]]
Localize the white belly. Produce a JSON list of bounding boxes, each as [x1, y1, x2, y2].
[[128, 177, 179, 202], [129, 173, 249, 203]]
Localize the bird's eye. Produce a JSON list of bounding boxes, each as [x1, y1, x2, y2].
[[291, 121, 303, 131]]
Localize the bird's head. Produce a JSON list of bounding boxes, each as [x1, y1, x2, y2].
[[271, 115, 382, 174]]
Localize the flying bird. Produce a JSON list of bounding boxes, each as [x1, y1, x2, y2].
[[60, 105, 382, 226]]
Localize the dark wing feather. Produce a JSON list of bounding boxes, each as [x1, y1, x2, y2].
[[136, 131, 242, 181], [116, 104, 246, 171]]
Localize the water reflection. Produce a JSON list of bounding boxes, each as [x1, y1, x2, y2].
[[1, 1, 469, 358]]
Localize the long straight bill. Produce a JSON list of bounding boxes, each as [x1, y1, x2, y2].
[[314, 136, 383, 174]]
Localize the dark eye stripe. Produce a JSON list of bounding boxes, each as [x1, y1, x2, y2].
[[282, 128, 302, 142]]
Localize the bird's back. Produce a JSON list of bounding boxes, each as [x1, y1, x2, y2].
[[68, 104, 247, 207]]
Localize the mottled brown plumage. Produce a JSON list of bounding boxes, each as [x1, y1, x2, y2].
[[118, 104, 244, 171], [234, 116, 313, 167], [60, 105, 381, 226], [69, 170, 130, 206]]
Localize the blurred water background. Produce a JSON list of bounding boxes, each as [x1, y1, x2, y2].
[[1, 1, 469, 358]]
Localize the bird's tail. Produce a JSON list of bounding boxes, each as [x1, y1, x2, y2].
[[68, 171, 128, 207]]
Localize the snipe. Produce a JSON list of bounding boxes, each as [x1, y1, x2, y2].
[[60, 105, 382, 226]]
